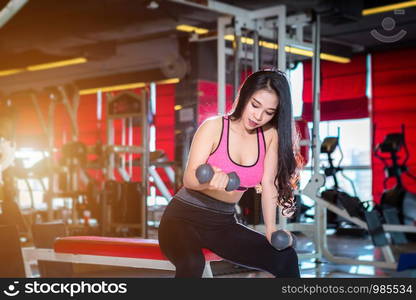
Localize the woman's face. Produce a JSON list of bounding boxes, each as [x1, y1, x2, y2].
[[241, 89, 278, 131]]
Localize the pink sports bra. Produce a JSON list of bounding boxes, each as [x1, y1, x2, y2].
[[206, 116, 266, 190]]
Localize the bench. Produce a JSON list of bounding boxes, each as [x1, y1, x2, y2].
[[22, 236, 222, 278]]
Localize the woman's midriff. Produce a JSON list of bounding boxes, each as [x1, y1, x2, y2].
[[199, 188, 245, 204]]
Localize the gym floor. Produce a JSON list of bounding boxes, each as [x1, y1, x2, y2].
[[29, 229, 416, 278]]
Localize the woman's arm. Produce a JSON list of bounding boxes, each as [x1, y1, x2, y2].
[[261, 128, 279, 242], [182, 117, 222, 191]]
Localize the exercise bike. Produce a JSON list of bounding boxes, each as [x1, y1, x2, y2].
[[319, 131, 370, 236], [373, 125, 416, 237]]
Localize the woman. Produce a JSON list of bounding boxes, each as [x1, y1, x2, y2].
[[158, 70, 302, 278]]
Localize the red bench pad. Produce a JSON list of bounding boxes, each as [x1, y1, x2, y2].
[[54, 236, 222, 262]]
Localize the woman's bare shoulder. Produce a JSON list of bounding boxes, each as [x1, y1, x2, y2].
[[262, 123, 278, 149], [196, 115, 223, 153], [199, 115, 223, 133]]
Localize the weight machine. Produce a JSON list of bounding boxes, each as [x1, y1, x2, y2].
[[374, 125, 416, 228], [103, 87, 177, 237], [103, 90, 149, 237], [2, 86, 93, 228], [30, 85, 95, 229]]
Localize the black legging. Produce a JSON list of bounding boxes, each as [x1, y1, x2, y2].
[[158, 197, 300, 278]]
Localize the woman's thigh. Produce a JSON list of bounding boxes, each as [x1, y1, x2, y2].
[[158, 216, 206, 277]]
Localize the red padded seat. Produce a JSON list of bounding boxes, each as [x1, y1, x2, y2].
[[54, 236, 222, 262]]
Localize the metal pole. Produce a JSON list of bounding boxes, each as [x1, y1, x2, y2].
[[46, 99, 56, 222], [252, 28, 259, 72], [277, 5, 287, 73], [60, 86, 79, 141], [106, 93, 115, 180], [311, 13, 323, 261], [122, 118, 126, 178], [233, 25, 241, 98], [141, 90, 150, 238], [312, 14, 321, 175], [128, 117, 133, 177], [217, 16, 228, 115], [30, 94, 49, 138]]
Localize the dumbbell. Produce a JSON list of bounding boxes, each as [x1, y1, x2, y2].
[[195, 164, 240, 192], [271, 229, 297, 251]]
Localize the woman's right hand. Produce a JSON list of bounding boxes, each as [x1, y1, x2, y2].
[[207, 166, 229, 191]]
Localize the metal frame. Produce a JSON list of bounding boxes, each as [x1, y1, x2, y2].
[[30, 92, 56, 221], [169, 0, 310, 113], [298, 14, 416, 269], [29, 86, 83, 223], [0, 0, 28, 29], [215, 4, 290, 113], [169, 0, 416, 271], [105, 90, 149, 237], [302, 173, 416, 269]]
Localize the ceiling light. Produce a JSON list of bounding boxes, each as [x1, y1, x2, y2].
[[225, 35, 351, 63], [79, 78, 180, 95], [176, 24, 209, 35], [0, 68, 25, 77], [362, 0, 416, 15], [0, 57, 88, 78], [27, 57, 87, 71]]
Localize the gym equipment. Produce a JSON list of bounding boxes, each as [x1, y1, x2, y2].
[[319, 135, 409, 244], [22, 235, 222, 278], [105, 90, 149, 237], [118, 182, 143, 224], [374, 125, 416, 227], [31, 222, 73, 277], [147, 150, 176, 201], [0, 137, 30, 238], [317, 132, 389, 239], [271, 230, 297, 251], [382, 207, 409, 245], [255, 13, 416, 271], [0, 225, 26, 277], [364, 209, 388, 247], [0, 138, 15, 184], [318, 134, 367, 234], [61, 141, 87, 168], [22, 86, 84, 223], [196, 163, 240, 191], [195, 164, 215, 183]]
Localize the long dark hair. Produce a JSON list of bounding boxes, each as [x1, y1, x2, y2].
[[229, 70, 303, 217]]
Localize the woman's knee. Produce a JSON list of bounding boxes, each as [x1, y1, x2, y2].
[[269, 247, 300, 278], [174, 255, 206, 278]]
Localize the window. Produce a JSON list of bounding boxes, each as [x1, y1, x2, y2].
[[300, 118, 373, 206], [288, 62, 372, 207]]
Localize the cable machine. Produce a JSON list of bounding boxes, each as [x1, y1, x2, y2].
[[104, 90, 149, 237]]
